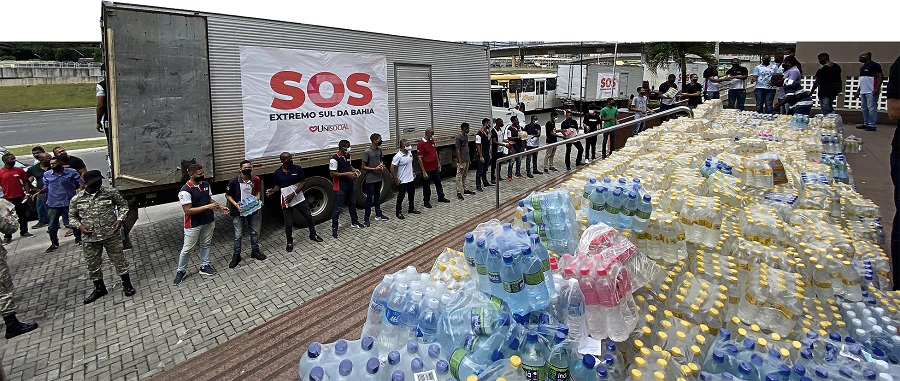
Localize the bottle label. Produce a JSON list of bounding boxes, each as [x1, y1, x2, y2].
[[635, 209, 651, 219], [591, 202, 605, 212], [533, 209, 543, 225], [606, 205, 621, 215], [622, 208, 635, 217], [413, 370, 439, 381], [466, 256, 476, 268], [489, 295, 504, 310], [489, 271, 502, 284], [470, 309, 485, 335], [568, 302, 584, 316], [548, 364, 570, 381], [524, 270, 545, 286], [503, 277, 525, 294], [449, 348, 467, 380], [370, 301, 385, 316], [463, 333, 479, 351], [541, 258, 551, 273], [477, 264, 488, 275], [583, 191, 591, 199], [385, 308, 402, 325], [531, 197, 542, 212], [522, 364, 545, 381]]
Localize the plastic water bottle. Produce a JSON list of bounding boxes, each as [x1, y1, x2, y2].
[[529, 234, 555, 299], [463, 233, 477, 271], [366, 275, 395, 339], [520, 246, 550, 311], [632, 194, 652, 233], [583, 178, 598, 214], [400, 291, 423, 339], [588, 186, 606, 225], [520, 332, 547, 381], [381, 284, 410, 352], [547, 332, 571, 381], [571, 354, 597, 381], [473, 238, 491, 294], [417, 298, 440, 343], [487, 245, 506, 298], [619, 191, 638, 229], [565, 278, 587, 341], [501, 252, 529, 316], [515, 201, 527, 230], [299, 342, 324, 380], [606, 189, 625, 224]]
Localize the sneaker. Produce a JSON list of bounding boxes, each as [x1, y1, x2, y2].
[[437, 198, 451, 203], [75, 239, 82, 246], [250, 249, 267, 261], [865, 126, 877, 131], [507, 176, 513, 181], [172, 271, 186, 285], [353, 222, 366, 229], [286, 242, 294, 252], [375, 215, 390, 221], [332, 229, 338, 239], [199, 265, 217, 276], [549, 167, 559, 171], [457, 193, 464, 200], [526, 174, 534, 178], [396, 213, 406, 220], [364, 221, 371, 227], [856, 124, 867, 129], [45, 244, 59, 253], [20, 232, 34, 238], [310, 235, 324, 242], [516, 174, 527, 179], [464, 190, 476, 195], [476, 187, 484, 192], [533, 170, 543, 175], [423, 203, 433, 209], [31, 223, 47, 229]]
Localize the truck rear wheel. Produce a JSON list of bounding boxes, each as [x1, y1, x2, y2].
[[355, 171, 395, 208], [292, 176, 334, 228]]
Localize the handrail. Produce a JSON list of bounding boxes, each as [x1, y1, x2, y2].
[[616, 99, 689, 123], [493, 105, 694, 209]]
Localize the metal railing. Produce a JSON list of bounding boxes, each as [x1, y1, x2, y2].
[[493, 105, 694, 208]]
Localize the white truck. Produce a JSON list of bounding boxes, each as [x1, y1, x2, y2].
[[100, 2, 517, 234], [556, 63, 645, 112]]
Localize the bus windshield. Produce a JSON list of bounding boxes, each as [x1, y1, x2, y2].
[[491, 89, 509, 108]]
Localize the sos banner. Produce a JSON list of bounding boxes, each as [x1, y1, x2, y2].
[[596, 73, 621, 100], [240, 46, 390, 160]]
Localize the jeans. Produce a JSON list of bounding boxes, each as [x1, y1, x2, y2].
[[506, 148, 521, 177], [543, 146, 557, 170], [728, 89, 746, 111], [331, 188, 360, 230], [456, 162, 470, 193], [490, 151, 503, 182], [891, 149, 900, 289], [793, 105, 812, 116], [818, 95, 835, 115], [282, 200, 316, 243], [396, 182, 415, 214], [754, 88, 777, 114], [564, 141, 583, 169], [232, 213, 260, 255], [659, 103, 676, 122], [633, 122, 645, 136], [524, 146, 539, 175], [177, 222, 214, 272], [779, 102, 789, 114], [584, 137, 597, 161], [35, 193, 49, 225], [602, 132, 616, 158], [860, 93, 879, 127], [48, 206, 81, 246], [422, 169, 446, 204], [476, 157, 490, 188], [705, 91, 720, 100], [364, 181, 384, 222], [2, 197, 29, 238]]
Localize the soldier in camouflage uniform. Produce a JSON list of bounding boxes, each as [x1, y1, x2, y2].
[[1, 244, 39, 339], [69, 170, 136, 304]]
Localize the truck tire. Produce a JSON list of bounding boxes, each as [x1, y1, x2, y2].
[[355, 171, 395, 208], [292, 176, 334, 228]]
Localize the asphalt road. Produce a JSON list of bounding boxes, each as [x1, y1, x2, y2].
[[0, 108, 99, 147]]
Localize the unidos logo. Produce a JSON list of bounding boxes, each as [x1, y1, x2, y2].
[[308, 124, 350, 133]]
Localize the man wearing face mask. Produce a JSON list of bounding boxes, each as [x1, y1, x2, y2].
[[391, 139, 420, 219], [658, 74, 680, 121], [523, 115, 542, 177], [69, 170, 135, 303], [266, 152, 324, 253], [456, 123, 476, 196], [561, 111, 584, 170], [582, 106, 601, 163], [723, 59, 748, 110], [543, 112, 561, 172], [703, 60, 723, 100], [0, 153, 33, 244], [681, 74, 704, 110], [225, 160, 265, 269], [630, 87, 651, 135], [362, 133, 390, 226], [173, 164, 229, 285], [751, 54, 779, 114], [810, 53, 842, 116], [475, 118, 492, 189], [329, 140, 365, 238], [417, 128, 451, 208], [41, 156, 83, 253], [854, 52, 883, 131]]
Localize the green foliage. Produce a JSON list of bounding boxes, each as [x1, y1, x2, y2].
[[0, 84, 96, 113], [0, 42, 101, 62], [643, 42, 716, 87]]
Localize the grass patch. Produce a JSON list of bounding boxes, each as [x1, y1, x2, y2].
[[0, 83, 96, 113], [5, 138, 107, 157]]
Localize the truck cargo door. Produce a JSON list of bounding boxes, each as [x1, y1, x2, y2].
[[394, 64, 433, 144]]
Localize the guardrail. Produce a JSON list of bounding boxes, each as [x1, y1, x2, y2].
[[493, 105, 694, 209]]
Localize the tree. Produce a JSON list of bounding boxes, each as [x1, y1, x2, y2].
[[643, 42, 716, 88]]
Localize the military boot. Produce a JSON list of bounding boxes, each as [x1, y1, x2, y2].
[[121, 274, 136, 297], [4, 313, 38, 339], [83, 280, 108, 304]]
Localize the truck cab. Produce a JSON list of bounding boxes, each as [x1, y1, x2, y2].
[[491, 85, 525, 126]]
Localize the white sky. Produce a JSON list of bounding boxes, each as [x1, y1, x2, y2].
[[1, 0, 896, 42]]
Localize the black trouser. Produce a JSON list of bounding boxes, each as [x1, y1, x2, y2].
[[565, 141, 584, 169], [585, 136, 598, 161], [892, 148, 900, 290], [476, 156, 490, 188], [396, 182, 415, 214], [660, 103, 677, 122], [3, 197, 28, 238], [490, 151, 504, 182], [364, 181, 384, 223], [422, 169, 445, 204], [602, 131, 616, 159], [283, 200, 317, 243]]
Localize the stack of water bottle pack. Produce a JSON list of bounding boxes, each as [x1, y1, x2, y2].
[[514, 189, 580, 256]]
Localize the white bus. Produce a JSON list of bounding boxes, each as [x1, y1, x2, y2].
[[490, 73, 560, 112]]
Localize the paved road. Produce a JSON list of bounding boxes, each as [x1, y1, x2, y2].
[[0, 108, 99, 147]]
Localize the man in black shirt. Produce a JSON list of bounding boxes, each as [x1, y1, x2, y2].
[[724, 59, 749, 111], [659, 74, 680, 122], [885, 54, 900, 290], [505, 116, 524, 180], [265, 152, 324, 252], [52, 146, 87, 178], [543, 112, 561, 172], [810, 53, 842, 115], [474, 118, 492, 189], [681, 74, 704, 109], [582, 106, 601, 162], [560, 110, 584, 170], [523, 115, 543, 177], [489, 118, 505, 184]]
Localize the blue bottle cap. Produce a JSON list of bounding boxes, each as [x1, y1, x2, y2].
[[700, 371, 713, 381], [503, 223, 513, 230], [742, 338, 755, 350], [538, 324, 549, 334], [815, 368, 829, 378], [388, 351, 401, 365], [750, 354, 763, 366], [335, 339, 348, 355], [594, 186, 604, 193], [521, 246, 532, 256], [361, 336, 375, 351], [428, 344, 441, 359], [800, 348, 813, 359], [778, 364, 791, 376], [806, 331, 819, 339], [713, 350, 726, 363], [628, 191, 637, 199], [862, 369, 876, 380], [491, 349, 504, 362], [849, 345, 862, 355], [411, 358, 424, 373], [526, 331, 538, 343], [407, 341, 419, 354], [506, 336, 520, 351], [502, 253, 514, 263], [558, 324, 569, 336], [719, 329, 732, 340], [724, 344, 739, 354], [366, 357, 380, 374], [465, 232, 474, 242], [721, 373, 734, 380], [800, 377, 812, 381], [844, 336, 856, 344], [872, 347, 885, 357], [392, 370, 405, 381], [603, 353, 615, 366], [309, 366, 325, 381], [768, 349, 781, 359], [582, 354, 596, 369], [596, 365, 608, 378], [436, 360, 449, 375], [476, 238, 486, 247], [604, 341, 617, 352], [765, 373, 780, 381], [339, 359, 353, 376], [307, 342, 322, 358], [794, 364, 806, 376], [518, 200, 525, 207], [554, 332, 566, 344], [738, 362, 752, 375], [839, 367, 853, 378], [539, 312, 552, 324]]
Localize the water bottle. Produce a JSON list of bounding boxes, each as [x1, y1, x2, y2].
[[571, 354, 598, 381], [520, 332, 548, 381], [606, 189, 625, 224], [583, 178, 598, 215], [515, 201, 527, 230], [332, 359, 354, 381], [501, 252, 529, 316], [487, 245, 506, 298], [463, 233, 477, 271], [547, 332, 571, 381], [520, 246, 550, 312], [382, 284, 410, 352], [619, 191, 638, 229], [588, 186, 607, 225], [529, 234, 555, 299], [418, 298, 441, 343], [401, 291, 424, 339], [365, 275, 395, 341], [632, 194, 652, 233], [600, 353, 624, 380], [473, 238, 491, 294], [564, 278, 587, 341]]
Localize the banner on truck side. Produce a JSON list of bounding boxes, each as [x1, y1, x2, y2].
[[596, 73, 621, 100], [240, 46, 390, 160]]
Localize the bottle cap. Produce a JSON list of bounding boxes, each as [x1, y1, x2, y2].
[[339, 359, 353, 376], [307, 342, 322, 358], [309, 366, 325, 381]]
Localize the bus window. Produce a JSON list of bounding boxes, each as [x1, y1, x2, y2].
[[491, 80, 499, 85], [536, 81, 545, 95], [546, 77, 557, 91], [491, 89, 509, 108], [524, 79, 535, 92], [509, 79, 522, 93]]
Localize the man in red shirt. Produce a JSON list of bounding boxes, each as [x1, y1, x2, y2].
[[0, 153, 34, 243], [417, 127, 451, 208]]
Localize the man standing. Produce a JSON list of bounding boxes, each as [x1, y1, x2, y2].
[[682, 74, 704, 110], [0, 153, 33, 243], [751, 54, 780, 114], [885, 54, 900, 290], [561, 111, 584, 170], [810, 53, 843, 115], [391, 139, 420, 219], [475, 118, 492, 190], [26, 152, 51, 229], [703, 59, 722, 100], [224, 160, 266, 269], [30, 146, 45, 165], [455, 123, 476, 197], [489, 118, 506, 185], [630, 87, 651, 135], [96, 68, 111, 145], [659, 74, 680, 121], [52, 147, 87, 178], [0, 244, 38, 338], [69, 170, 135, 304], [724, 58, 749, 110], [543, 112, 561, 173], [417, 128, 450, 208], [600, 98, 619, 159], [361, 134, 390, 226], [265, 153, 323, 252], [505, 116, 524, 181], [855, 52, 883, 131], [41, 157, 83, 253], [582, 107, 601, 163], [523, 115, 542, 177], [173, 164, 228, 285], [330, 140, 365, 238]]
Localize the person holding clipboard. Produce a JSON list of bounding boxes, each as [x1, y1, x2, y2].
[[265, 152, 324, 253]]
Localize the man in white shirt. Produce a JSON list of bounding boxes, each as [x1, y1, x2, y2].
[[724, 58, 749, 110], [391, 139, 420, 220], [629, 87, 651, 135], [751, 54, 780, 114], [854, 52, 884, 131], [703, 60, 722, 100]]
